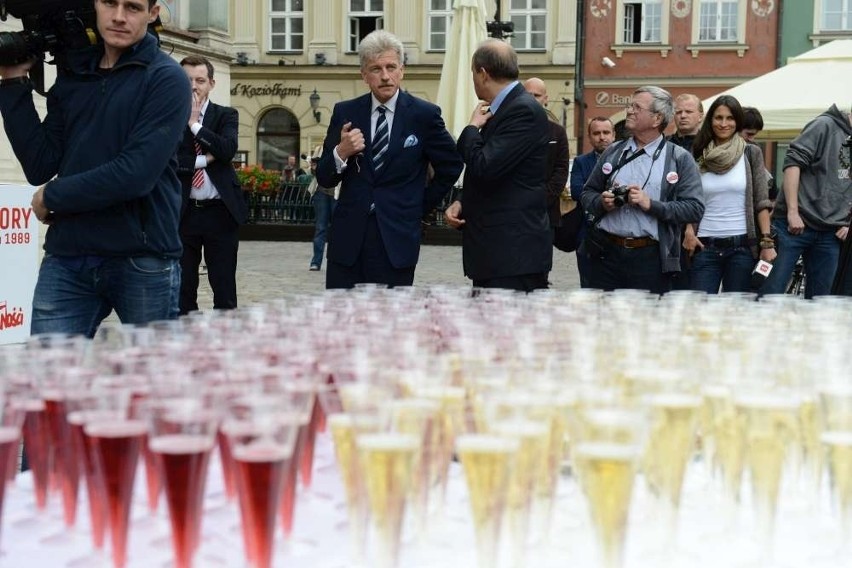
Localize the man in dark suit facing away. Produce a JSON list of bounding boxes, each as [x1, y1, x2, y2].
[[176, 55, 248, 314], [316, 30, 463, 289], [444, 40, 553, 292]]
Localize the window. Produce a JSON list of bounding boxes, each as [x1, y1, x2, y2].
[[270, 0, 304, 52], [821, 0, 852, 30], [257, 109, 301, 172], [622, 0, 661, 43], [613, 0, 671, 53], [428, 0, 454, 51], [349, 0, 384, 52], [509, 0, 547, 51], [156, 0, 181, 27], [698, 0, 738, 42], [233, 151, 249, 170]]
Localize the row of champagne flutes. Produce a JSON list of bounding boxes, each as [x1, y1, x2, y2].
[[294, 287, 850, 567], [0, 330, 328, 568], [0, 286, 850, 567]]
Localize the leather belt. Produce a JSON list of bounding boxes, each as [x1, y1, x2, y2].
[[603, 232, 657, 249], [700, 234, 748, 249], [189, 198, 223, 208]]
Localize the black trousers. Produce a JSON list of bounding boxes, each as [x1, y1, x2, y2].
[[472, 272, 549, 293], [580, 230, 672, 295], [179, 201, 240, 314], [326, 214, 415, 289]]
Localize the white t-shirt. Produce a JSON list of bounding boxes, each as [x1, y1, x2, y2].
[[697, 153, 748, 237]]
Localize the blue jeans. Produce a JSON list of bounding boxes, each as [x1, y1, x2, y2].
[[311, 191, 336, 267], [31, 254, 181, 338], [760, 219, 841, 299], [690, 245, 755, 293]]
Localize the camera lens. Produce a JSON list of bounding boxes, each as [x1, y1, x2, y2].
[[0, 31, 34, 66]]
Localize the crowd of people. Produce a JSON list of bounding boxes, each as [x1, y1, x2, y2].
[[0, 4, 849, 339]]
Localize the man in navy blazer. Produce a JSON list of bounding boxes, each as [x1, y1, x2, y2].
[[176, 55, 248, 314], [570, 117, 614, 286], [444, 39, 552, 292], [316, 30, 463, 289]]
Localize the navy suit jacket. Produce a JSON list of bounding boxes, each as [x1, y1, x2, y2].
[[316, 90, 463, 269], [458, 83, 552, 280], [569, 150, 601, 202], [176, 102, 248, 224]]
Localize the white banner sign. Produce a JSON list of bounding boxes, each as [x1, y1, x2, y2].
[[0, 185, 38, 344]]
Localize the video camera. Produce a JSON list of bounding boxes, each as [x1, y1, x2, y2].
[[0, 0, 161, 95]]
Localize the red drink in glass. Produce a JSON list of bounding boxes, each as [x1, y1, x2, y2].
[[0, 426, 21, 546], [45, 396, 79, 527], [280, 423, 305, 538], [233, 442, 291, 568], [299, 399, 322, 488], [21, 399, 50, 510], [216, 429, 236, 500], [150, 434, 214, 568], [86, 420, 147, 568], [68, 411, 107, 550]]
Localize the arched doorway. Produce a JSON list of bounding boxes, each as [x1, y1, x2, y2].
[[257, 108, 300, 172]]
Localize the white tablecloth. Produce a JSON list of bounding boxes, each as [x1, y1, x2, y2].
[[1, 434, 846, 567]]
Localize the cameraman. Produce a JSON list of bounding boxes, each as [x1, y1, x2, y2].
[[0, 0, 190, 337], [580, 86, 704, 294]]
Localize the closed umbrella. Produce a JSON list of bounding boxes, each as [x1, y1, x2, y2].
[[436, 0, 489, 140]]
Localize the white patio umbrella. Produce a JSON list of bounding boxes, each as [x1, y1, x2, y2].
[[435, 0, 489, 140]]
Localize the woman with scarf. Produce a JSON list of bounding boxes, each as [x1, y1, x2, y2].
[[684, 95, 776, 293]]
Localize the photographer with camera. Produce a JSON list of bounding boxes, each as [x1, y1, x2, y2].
[[0, 0, 191, 337], [580, 86, 704, 294]]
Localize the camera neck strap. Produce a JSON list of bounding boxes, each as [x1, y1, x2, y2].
[[609, 140, 666, 191]]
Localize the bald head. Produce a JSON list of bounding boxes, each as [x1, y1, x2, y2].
[[471, 39, 519, 102], [523, 77, 548, 106]]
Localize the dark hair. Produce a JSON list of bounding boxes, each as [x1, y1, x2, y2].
[[587, 116, 614, 134], [180, 55, 214, 80], [692, 95, 745, 159], [741, 106, 764, 132], [472, 39, 519, 82]]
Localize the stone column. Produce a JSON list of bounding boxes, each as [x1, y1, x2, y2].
[[552, 0, 577, 65], [308, 0, 340, 65]]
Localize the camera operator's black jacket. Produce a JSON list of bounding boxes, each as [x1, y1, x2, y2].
[[0, 33, 190, 259]]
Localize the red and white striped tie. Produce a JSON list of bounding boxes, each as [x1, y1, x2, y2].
[[192, 141, 204, 188]]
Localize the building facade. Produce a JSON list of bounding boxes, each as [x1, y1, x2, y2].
[[576, 0, 780, 153], [229, 0, 578, 171]]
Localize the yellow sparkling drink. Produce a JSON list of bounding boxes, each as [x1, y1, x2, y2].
[[736, 394, 801, 545], [643, 393, 701, 508], [821, 431, 852, 539], [328, 414, 360, 505], [357, 432, 420, 568], [708, 389, 745, 501], [456, 434, 518, 568], [490, 418, 550, 566], [798, 396, 822, 483], [574, 442, 641, 568], [700, 384, 730, 476]]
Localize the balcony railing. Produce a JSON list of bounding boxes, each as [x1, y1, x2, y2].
[[244, 182, 462, 228]]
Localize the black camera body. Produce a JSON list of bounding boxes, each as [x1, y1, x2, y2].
[[0, 0, 99, 67], [610, 183, 630, 207]]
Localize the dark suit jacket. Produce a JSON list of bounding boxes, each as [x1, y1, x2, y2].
[[176, 102, 248, 224], [569, 151, 601, 202], [458, 83, 553, 280], [316, 90, 463, 269], [545, 118, 570, 227]]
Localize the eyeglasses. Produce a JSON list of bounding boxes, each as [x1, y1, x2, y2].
[[625, 103, 654, 114]]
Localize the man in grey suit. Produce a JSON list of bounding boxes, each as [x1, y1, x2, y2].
[[444, 40, 552, 292]]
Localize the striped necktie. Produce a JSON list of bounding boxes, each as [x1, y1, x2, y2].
[[372, 105, 389, 170], [192, 140, 204, 188]]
